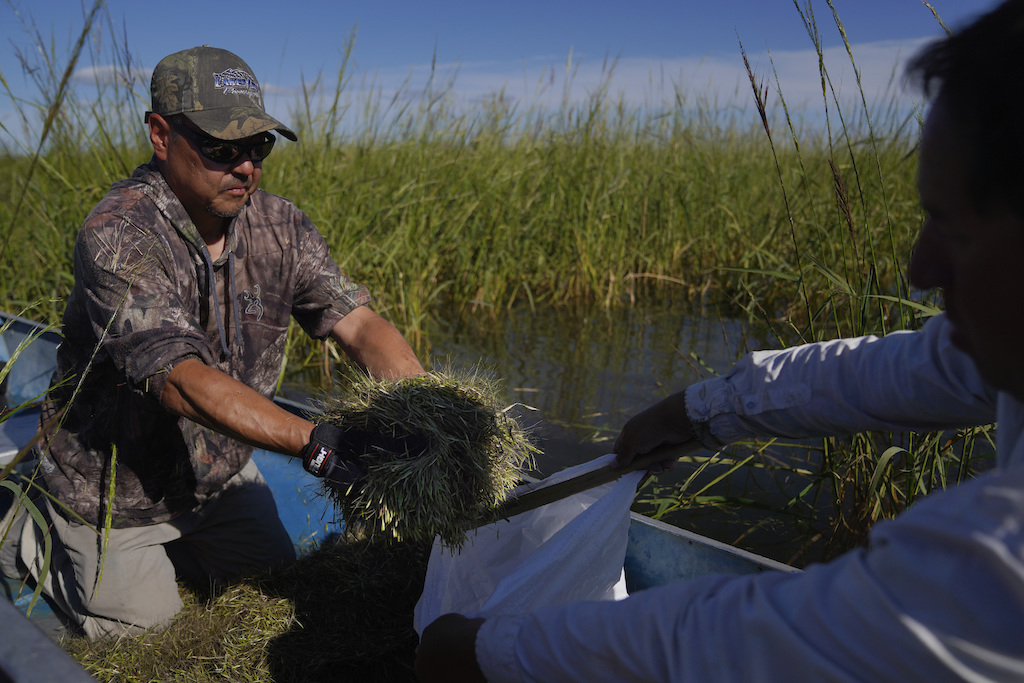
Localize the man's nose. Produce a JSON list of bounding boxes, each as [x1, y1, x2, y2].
[[231, 154, 256, 175]]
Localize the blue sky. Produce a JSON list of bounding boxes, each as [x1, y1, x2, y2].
[[0, 0, 999, 145]]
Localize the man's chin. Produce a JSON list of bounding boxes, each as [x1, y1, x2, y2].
[[207, 205, 244, 220]]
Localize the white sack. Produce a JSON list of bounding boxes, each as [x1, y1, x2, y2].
[[414, 453, 644, 635]]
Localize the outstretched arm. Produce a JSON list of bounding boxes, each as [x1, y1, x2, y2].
[[160, 306, 423, 458], [161, 357, 314, 457], [615, 316, 997, 473]]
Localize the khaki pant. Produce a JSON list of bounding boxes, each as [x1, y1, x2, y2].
[[0, 458, 295, 640]]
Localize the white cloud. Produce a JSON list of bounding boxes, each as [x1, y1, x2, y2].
[[1, 37, 936, 147], [71, 64, 150, 90], [268, 36, 934, 135]]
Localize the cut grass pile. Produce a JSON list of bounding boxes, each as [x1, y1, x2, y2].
[[65, 536, 432, 683]]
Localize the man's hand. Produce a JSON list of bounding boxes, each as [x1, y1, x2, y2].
[[301, 423, 430, 491], [415, 613, 487, 683], [612, 390, 697, 472], [300, 423, 367, 489]]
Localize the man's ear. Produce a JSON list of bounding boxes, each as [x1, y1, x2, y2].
[[148, 113, 172, 162]]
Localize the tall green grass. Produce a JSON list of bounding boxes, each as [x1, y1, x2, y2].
[[1, 7, 920, 339], [0, 0, 1000, 677]]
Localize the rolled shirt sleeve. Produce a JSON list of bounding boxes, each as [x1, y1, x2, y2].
[[686, 314, 997, 450]]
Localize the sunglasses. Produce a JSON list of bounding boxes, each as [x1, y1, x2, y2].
[[171, 120, 276, 164]]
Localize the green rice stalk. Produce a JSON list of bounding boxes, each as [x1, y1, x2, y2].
[[92, 442, 116, 601]]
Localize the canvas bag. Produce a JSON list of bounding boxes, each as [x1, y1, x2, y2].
[[414, 453, 645, 634]]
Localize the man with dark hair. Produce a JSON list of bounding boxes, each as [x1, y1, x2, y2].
[[415, 1, 1024, 680], [0, 46, 424, 639]]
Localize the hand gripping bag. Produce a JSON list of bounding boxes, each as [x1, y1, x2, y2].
[[414, 453, 644, 634]]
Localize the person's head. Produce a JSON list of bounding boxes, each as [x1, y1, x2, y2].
[[907, 0, 1024, 398], [144, 46, 297, 237]]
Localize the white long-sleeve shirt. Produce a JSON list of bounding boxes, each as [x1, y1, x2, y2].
[[477, 314, 1024, 682]]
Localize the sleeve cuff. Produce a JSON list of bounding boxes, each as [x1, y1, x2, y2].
[[684, 381, 725, 450]]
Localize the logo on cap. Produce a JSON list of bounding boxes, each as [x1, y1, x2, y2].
[[213, 68, 262, 104]]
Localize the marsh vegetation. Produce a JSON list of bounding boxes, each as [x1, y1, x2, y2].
[[0, 0, 994, 678]]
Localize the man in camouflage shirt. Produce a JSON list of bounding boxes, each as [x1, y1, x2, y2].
[[0, 46, 424, 639]]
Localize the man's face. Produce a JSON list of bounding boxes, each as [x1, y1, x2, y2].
[[909, 98, 1024, 399], [150, 115, 264, 237]]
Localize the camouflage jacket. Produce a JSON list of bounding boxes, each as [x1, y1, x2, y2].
[[39, 160, 370, 527]]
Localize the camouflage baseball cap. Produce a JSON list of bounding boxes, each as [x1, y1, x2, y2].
[[148, 45, 297, 141]]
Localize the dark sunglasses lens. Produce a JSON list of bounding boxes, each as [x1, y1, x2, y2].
[[199, 135, 275, 163], [200, 141, 241, 164], [250, 136, 276, 162]]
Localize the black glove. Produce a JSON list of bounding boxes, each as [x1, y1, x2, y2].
[[301, 423, 367, 488], [301, 424, 429, 489]]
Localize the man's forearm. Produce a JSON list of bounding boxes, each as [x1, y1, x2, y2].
[[161, 358, 313, 456], [330, 306, 424, 379]]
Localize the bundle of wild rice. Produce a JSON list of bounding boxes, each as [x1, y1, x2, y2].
[[312, 366, 537, 547]]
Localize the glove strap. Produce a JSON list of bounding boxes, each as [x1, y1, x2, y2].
[[302, 424, 341, 476]]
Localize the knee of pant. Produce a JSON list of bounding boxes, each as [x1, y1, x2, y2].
[[72, 545, 181, 621], [76, 571, 184, 636], [80, 598, 182, 641]]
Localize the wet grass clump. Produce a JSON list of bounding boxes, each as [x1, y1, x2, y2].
[[312, 366, 538, 548]]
